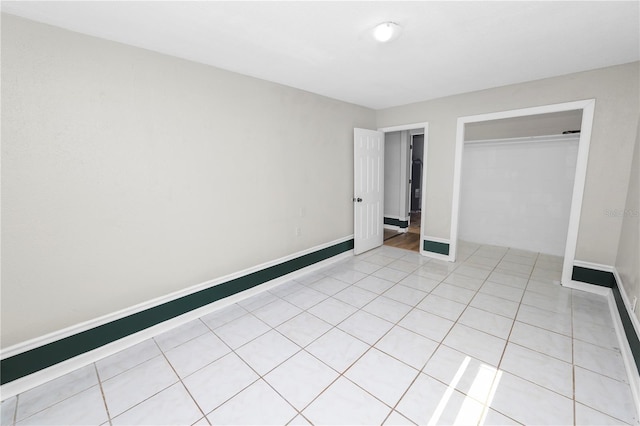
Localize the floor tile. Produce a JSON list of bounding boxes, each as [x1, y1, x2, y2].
[[416, 294, 466, 321], [486, 271, 528, 289], [431, 282, 476, 304], [276, 312, 332, 347], [467, 255, 500, 268], [365, 254, 397, 267], [575, 402, 631, 425], [154, 319, 210, 352], [1, 397, 16, 426], [354, 275, 395, 294], [443, 272, 484, 291], [235, 330, 300, 375], [213, 313, 270, 349], [516, 304, 572, 336], [382, 284, 428, 306], [237, 291, 280, 312], [338, 310, 394, 345], [302, 377, 390, 425], [95, 339, 161, 381], [422, 345, 499, 404], [306, 328, 369, 373], [496, 260, 532, 275], [399, 308, 454, 342], [327, 267, 368, 285], [373, 267, 410, 283], [102, 356, 177, 417], [207, 380, 297, 425], [164, 332, 230, 378], [375, 326, 438, 370], [362, 296, 412, 323], [521, 290, 571, 314], [348, 259, 383, 274], [482, 408, 521, 426], [111, 383, 202, 425], [574, 339, 628, 383], [333, 286, 378, 308], [264, 350, 338, 410], [453, 264, 491, 280], [387, 259, 420, 274], [509, 321, 572, 362], [252, 298, 303, 327], [575, 366, 636, 424], [525, 279, 567, 298], [284, 286, 328, 310], [470, 293, 519, 318], [396, 373, 484, 425], [16, 386, 107, 426], [307, 297, 358, 325], [479, 281, 524, 303], [499, 343, 573, 397], [269, 280, 306, 298], [15, 364, 98, 421], [289, 414, 313, 425], [489, 371, 573, 425], [443, 324, 506, 366], [383, 410, 415, 425], [399, 274, 439, 293], [573, 319, 619, 350], [458, 306, 514, 339], [293, 271, 324, 285], [345, 348, 419, 406], [199, 303, 247, 330], [306, 276, 350, 296], [182, 353, 258, 414]]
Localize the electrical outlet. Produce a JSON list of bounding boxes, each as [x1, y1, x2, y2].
[[632, 296, 637, 313], [295, 227, 302, 237]]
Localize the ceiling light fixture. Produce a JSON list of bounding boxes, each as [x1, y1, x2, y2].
[[373, 22, 401, 43]]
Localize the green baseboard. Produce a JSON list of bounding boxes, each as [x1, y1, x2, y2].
[[0, 239, 354, 385], [572, 266, 640, 375], [384, 217, 409, 228], [423, 239, 450, 256]]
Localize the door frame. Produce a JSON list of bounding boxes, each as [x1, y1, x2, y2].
[[378, 122, 429, 256], [449, 99, 596, 287]]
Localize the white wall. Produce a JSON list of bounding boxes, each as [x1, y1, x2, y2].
[[377, 62, 640, 265], [0, 14, 376, 347], [459, 136, 579, 256], [616, 118, 640, 323]]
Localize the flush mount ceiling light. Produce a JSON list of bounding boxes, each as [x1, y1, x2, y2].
[[373, 21, 401, 43]]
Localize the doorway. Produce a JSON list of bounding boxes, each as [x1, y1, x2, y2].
[[380, 124, 428, 252], [449, 100, 596, 288]]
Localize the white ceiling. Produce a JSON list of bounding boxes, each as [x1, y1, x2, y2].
[[2, 1, 639, 109]]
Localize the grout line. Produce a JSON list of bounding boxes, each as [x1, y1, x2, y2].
[[93, 363, 113, 426]]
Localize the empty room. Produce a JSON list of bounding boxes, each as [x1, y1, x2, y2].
[[1, 1, 639, 425]]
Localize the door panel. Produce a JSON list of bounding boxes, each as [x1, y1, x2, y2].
[[354, 128, 384, 255]]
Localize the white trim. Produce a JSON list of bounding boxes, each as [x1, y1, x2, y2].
[[419, 235, 451, 261], [0, 238, 354, 399], [573, 259, 615, 273], [563, 279, 611, 297], [449, 100, 596, 285], [608, 270, 640, 420], [1, 235, 354, 361], [383, 224, 408, 233], [377, 122, 430, 260]]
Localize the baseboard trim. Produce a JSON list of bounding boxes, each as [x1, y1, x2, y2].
[[383, 217, 409, 229], [571, 262, 640, 417], [0, 237, 354, 389], [423, 239, 450, 256]]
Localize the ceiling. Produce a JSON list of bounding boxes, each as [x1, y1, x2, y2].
[[2, 1, 639, 109]]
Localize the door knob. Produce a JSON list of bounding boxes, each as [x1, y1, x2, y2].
[[353, 197, 363, 202]]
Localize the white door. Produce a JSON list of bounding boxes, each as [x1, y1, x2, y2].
[[354, 128, 384, 255]]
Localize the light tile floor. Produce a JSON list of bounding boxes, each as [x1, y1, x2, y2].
[[1, 242, 638, 425]]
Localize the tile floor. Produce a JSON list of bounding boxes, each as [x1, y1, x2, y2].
[[1, 242, 638, 425]]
